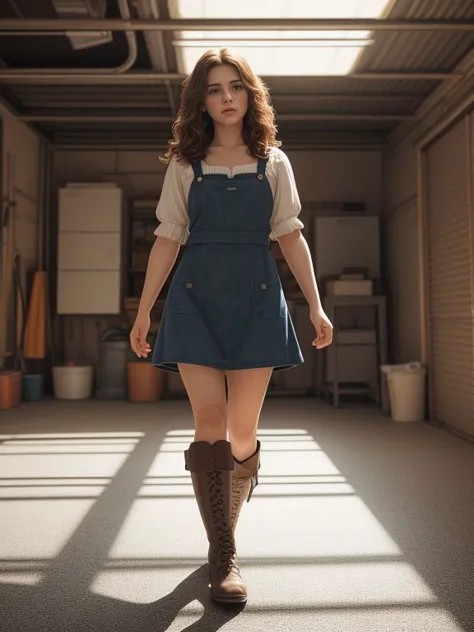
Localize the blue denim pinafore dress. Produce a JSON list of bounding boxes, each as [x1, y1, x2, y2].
[[152, 157, 304, 373]]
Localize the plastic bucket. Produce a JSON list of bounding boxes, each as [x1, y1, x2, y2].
[[22, 374, 44, 402], [381, 363, 426, 422], [0, 371, 22, 410], [127, 362, 164, 403], [52, 365, 94, 400]]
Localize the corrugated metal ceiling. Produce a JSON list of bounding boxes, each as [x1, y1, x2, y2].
[[0, 0, 472, 149], [359, 0, 474, 72]]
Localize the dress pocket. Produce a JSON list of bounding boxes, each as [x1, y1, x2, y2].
[[168, 280, 201, 314], [253, 280, 286, 319]]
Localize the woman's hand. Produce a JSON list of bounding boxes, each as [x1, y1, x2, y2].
[[310, 308, 333, 350], [130, 313, 152, 358]]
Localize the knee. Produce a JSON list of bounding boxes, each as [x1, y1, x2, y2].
[[228, 422, 256, 445], [194, 403, 227, 430]]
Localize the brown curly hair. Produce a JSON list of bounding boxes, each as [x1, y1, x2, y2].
[[162, 48, 280, 165]]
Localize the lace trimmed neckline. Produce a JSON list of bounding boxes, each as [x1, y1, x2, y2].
[[201, 161, 258, 178]]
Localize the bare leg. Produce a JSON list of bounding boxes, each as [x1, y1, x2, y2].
[[226, 367, 273, 532], [226, 367, 273, 461], [178, 363, 227, 443]]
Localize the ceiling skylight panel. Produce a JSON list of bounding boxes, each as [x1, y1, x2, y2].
[[170, 0, 392, 76]]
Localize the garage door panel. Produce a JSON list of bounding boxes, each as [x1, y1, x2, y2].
[[431, 358, 474, 381], [428, 237, 471, 259], [429, 296, 472, 315], [425, 116, 474, 436], [429, 286, 471, 310], [428, 213, 469, 236]]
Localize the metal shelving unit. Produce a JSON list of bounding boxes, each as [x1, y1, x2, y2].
[[317, 295, 388, 408]]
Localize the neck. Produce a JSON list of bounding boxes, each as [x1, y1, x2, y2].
[[211, 122, 244, 149]]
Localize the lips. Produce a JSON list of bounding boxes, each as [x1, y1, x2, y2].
[[222, 108, 236, 114]]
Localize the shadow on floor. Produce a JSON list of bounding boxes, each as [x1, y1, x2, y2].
[[0, 402, 244, 631], [0, 564, 245, 632], [1, 399, 474, 631]]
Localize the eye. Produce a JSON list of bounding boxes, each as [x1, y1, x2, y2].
[[208, 87, 219, 95], [233, 84, 244, 91]]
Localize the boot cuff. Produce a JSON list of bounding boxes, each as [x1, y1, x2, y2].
[[233, 441, 261, 479], [185, 440, 234, 472]]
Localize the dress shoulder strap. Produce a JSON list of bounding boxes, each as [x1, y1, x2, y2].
[[257, 156, 268, 177], [192, 161, 204, 178]]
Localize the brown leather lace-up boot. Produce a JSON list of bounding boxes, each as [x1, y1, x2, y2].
[[184, 439, 247, 604]]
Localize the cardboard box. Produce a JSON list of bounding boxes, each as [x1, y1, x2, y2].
[[326, 279, 373, 296]]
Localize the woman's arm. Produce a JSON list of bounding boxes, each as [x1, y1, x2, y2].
[[137, 235, 181, 317], [278, 229, 333, 349], [278, 230, 322, 312]]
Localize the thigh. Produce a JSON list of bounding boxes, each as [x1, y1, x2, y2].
[[178, 363, 227, 424], [225, 367, 273, 438]]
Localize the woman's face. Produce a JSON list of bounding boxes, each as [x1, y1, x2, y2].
[[203, 64, 249, 126]]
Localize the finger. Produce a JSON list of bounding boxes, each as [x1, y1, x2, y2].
[[314, 334, 329, 349], [138, 339, 151, 356]]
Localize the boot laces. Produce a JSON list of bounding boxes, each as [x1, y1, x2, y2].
[[211, 471, 240, 576]]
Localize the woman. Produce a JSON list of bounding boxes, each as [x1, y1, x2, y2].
[[130, 48, 333, 605]]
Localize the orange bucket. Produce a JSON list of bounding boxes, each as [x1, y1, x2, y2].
[[0, 371, 22, 410], [127, 362, 164, 403]]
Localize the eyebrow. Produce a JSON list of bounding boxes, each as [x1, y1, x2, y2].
[[207, 79, 242, 88]]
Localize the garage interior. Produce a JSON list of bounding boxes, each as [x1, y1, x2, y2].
[[1, 1, 474, 631]]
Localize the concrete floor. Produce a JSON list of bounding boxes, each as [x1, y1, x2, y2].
[[0, 397, 473, 632]]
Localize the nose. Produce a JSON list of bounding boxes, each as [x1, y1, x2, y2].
[[223, 91, 233, 103]]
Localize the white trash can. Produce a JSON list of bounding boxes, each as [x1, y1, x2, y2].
[[380, 362, 426, 422], [53, 364, 94, 400]]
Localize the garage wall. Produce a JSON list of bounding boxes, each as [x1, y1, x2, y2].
[[382, 54, 474, 367], [53, 148, 383, 213], [0, 102, 42, 366], [382, 136, 420, 363], [1, 103, 41, 269]]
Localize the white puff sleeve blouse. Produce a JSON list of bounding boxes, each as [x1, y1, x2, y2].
[[154, 147, 303, 245]]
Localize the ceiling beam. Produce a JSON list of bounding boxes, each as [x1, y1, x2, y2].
[[17, 113, 415, 122], [0, 18, 473, 32], [12, 94, 422, 109], [8, 92, 424, 101], [272, 93, 423, 101], [0, 71, 459, 84]]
